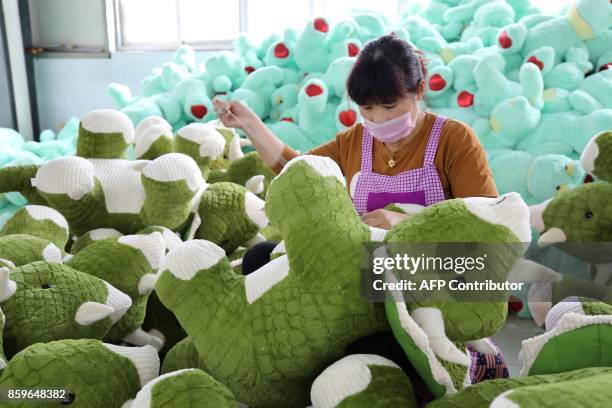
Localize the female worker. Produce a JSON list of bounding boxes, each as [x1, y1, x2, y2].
[[214, 34, 498, 273]]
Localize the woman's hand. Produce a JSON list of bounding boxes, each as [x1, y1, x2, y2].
[[213, 97, 259, 130], [361, 209, 409, 230]]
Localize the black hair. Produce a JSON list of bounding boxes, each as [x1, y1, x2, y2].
[[346, 34, 427, 106]]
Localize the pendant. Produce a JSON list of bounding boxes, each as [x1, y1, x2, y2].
[[388, 158, 396, 168]]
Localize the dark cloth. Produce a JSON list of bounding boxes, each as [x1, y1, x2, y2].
[[241, 241, 279, 275]]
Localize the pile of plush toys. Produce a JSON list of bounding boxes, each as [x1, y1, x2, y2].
[[0, 108, 610, 407], [0, 0, 610, 406], [105, 0, 612, 206]]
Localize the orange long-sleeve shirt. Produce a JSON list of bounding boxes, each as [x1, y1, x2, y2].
[[273, 112, 498, 200]]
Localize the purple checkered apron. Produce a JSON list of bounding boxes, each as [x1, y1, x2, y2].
[[353, 115, 447, 215]]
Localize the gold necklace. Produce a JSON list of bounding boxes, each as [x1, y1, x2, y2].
[[384, 144, 396, 168]]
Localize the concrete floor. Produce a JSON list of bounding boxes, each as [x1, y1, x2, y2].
[[493, 315, 545, 377]]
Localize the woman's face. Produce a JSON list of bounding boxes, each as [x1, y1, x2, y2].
[[358, 94, 418, 124]]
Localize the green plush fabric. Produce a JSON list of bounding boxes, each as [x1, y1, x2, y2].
[[66, 235, 162, 344], [174, 135, 215, 178], [0, 165, 44, 204], [0, 234, 62, 266], [427, 367, 612, 408], [528, 324, 612, 376], [161, 337, 206, 374], [0, 307, 6, 369], [500, 372, 612, 408], [592, 130, 612, 182], [157, 157, 388, 407], [147, 369, 236, 408], [71, 229, 123, 254], [0, 339, 146, 408], [541, 182, 612, 242], [140, 176, 198, 231], [138, 135, 174, 160], [143, 291, 187, 358], [551, 276, 611, 304], [1, 262, 112, 357], [0, 206, 69, 249], [580, 297, 612, 315], [207, 151, 276, 199], [76, 125, 129, 159], [196, 182, 263, 253], [336, 365, 417, 408]]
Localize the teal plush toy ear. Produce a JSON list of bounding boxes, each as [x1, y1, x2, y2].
[[0, 339, 159, 408], [0, 205, 69, 249], [127, 369, 237, 408], [310, 354, 417, 408]]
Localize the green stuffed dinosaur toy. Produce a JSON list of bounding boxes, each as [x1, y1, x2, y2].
[[0, 261, 132, 357], [65, 232, 166, 350], [0, 205, 70, 249], [0, 339, 159, 408], [156, 155, 535, 406], [124, 368, 236, 408]]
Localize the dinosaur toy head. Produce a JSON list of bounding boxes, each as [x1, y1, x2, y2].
[[0, 339, 159, 408], [76, 109, 135, 159], [0, 234, 63, 266], [0, 262, 131, 356], [0, 205, 69, 249], [581, 130, 612, 183]]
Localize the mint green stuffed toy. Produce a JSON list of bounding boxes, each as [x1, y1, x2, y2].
[[460, 1, 516, 47], [170, 77, 215, 123], [295, 17, 331, 73], [269, 84, 300, 122], [0, 261, 131, 356], [310, 354, 417, 408], [521, 0, 611, 64], [0, 339, 159, 408], [65, 232, 165, 350], [203, 51, 247, 96], [125, 369, 236, 408], [489, 150, 585, 205], [234, 35, 263, 73], [0, 205, 69, 249], [297, 79, 339, 148], [263, 38, 298, 70], [516, 109, 612, 158]]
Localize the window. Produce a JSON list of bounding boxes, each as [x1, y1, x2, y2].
[[115, 0, 410, 50], [115, 0, 574, 51]]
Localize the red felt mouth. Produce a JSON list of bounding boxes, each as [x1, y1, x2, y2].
[[429, 74, 446, 91], [347, 43, 360, 57], [280, 117, 293, 123], [305, 83, 324, 97], [339, 110, 357, 127], [599, 63, 612, 71], [314, 17, 328, 33], [274, 43, 289, 59], [508, 296, 523, 313], [191, 105, 207, 119], [457, 90, 474, 107], [527, 55, 544, 70], [498, 31, 512, 49], [584, 174, 594, 183], [244, 66, 255, 74]]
